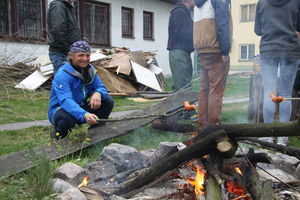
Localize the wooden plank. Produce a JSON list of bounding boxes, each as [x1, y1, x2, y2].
[[131, 61, 162, 92], [0, 90, 198, 179], [14, 70, 51, 90]]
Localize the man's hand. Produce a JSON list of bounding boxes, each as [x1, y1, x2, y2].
[[222, 55, 230, 64], [84, 113, 99, 125], [89, 93, 101, 110], [296, 32, 300, 38]]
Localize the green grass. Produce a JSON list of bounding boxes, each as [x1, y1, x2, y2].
[[0, 126, 51, 156], [224, 76, 250, 98]]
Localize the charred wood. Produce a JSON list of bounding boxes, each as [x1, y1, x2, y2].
[[216, 134, 238, 159]]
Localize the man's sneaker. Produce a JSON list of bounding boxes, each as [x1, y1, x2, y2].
[[50, 130, 59, 141]]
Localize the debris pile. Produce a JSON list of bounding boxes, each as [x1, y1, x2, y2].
[[13, 47, 167, 95]]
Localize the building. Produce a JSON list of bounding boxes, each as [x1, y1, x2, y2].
[[0, 0, 178, 74], [231, 0, 260, 68]]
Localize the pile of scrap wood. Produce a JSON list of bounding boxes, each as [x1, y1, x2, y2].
[[14, 47, 167, 96]]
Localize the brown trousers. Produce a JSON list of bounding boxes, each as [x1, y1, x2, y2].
[[198, 53, 230, 128]]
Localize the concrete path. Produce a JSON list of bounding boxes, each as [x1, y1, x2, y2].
[[0, 110, 138, 131], [0, 97, 249, 132]]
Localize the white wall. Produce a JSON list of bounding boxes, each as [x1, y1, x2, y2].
[[0, 0, 175, 74]]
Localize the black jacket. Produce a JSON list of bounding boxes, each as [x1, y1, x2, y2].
[[167, 3, 194, 53], [254, 0, 300, 58], [47, 0, 81, 55]]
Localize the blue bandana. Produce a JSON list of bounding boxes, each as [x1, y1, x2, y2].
[[69, 40, 91, 53]]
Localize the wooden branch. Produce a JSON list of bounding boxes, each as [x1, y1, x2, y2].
[[238, 137, 300, 160], [201, 158, 224, 185], [205, 176, 222, 200], [113, 129, 227, 198]]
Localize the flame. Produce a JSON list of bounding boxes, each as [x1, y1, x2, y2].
[[185, 167, 206, 195], [226, 180, 252, 199], [77, 176, 88, 188], [235, 167, 243, 175]]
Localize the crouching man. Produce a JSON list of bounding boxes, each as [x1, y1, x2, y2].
[[48, 40, 114, 140]]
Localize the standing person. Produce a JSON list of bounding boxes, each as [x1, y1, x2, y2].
[[194, 0, 232, 129], [47, 0, 81, 74], [167, 0, 195, 91], [48, 41, 114, 140], [255, 0, 300, 145]]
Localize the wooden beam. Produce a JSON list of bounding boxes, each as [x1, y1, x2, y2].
[[0, 90, 198, 179]]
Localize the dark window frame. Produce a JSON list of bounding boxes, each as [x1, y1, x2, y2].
[[121, 7, 134, 38], [78, 0, 111, 47], [143, 11, 154, 40], [1, 0, 47, 41]]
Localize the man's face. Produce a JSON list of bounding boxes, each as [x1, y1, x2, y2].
[[188, 0, 195, 9], [69, 52, 91, 68]]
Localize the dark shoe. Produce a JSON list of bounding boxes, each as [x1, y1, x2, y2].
[[50, 129, 69, 140]]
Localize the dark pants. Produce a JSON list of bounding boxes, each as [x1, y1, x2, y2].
[[53, 95, 114, 137], [169, 49, 193, 91], [49, 51, 67, 75], [198, 53, 230, 129]]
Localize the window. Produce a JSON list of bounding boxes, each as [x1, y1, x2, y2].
[[143, 11, 153, 40], [241, 4, 256, 22], [0, 0, 9, 35], [240, 44, 255, 61], [0, 0, 46, 40], [81, 0, 110, 46], [122, 7, 134, 37]]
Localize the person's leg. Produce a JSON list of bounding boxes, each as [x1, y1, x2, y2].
[[49, 51, 67, 74], [83, 95, 114, 128], [53, 108, 79, 139], [169, 50, 193, 91], [277, 58, 299, 145], [260, 58, 279, 142], [198, 55, 209, 129], [206, 53, 230, 126]]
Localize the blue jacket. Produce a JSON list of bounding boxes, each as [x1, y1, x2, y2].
[[48, 62, 108, 124], [167, 3, 194, 53], [194, 0, 232, 55]]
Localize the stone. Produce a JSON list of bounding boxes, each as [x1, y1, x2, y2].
[[85, 160, 117, 182], [56, 188, 87, 200], [56, 162, 87, 186], [139, 149, 158, 167], [52, 178, 74, 193], [98, 143, 145, 172]]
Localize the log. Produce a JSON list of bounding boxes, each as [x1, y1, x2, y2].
[[246, 166, 273, 200], [205, 176, 222, 200], [113, 129, 227, 198], [238, 137, 300, 160], [151, 119, 197, 133], [191, 118, 300, 143], [216, 134, 238, 159]]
